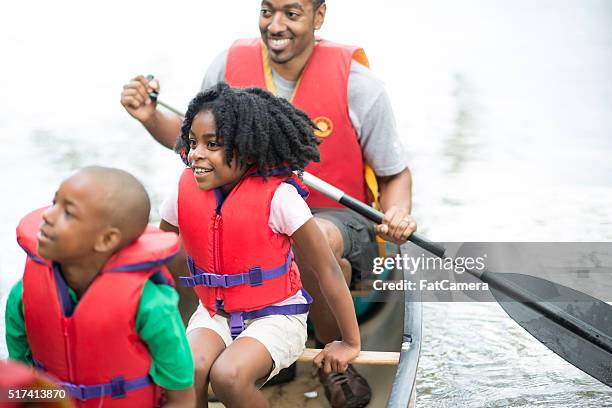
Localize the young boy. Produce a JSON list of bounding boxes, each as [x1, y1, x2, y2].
[[5, 166, 195, 407]]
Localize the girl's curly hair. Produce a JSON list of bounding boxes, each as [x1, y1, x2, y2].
[[176, 82, 320, 178]]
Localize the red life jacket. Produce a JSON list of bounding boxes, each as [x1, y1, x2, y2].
[[225, 38, 374, 208], [17, 207, 179, 407], [177, 169, 310, 337]]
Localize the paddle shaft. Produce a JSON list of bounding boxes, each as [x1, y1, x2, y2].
[[298, 348, 399, 366], [301, 171, 612, 356], [300, 172, 446, 258]]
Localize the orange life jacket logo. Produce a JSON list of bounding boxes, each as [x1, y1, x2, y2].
[[313, 116, 333, 138]]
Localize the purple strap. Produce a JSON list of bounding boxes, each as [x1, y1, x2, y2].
[[229, 289, 313, 338], [32, 359, 45, 370], [179, 250, 293, 288], [59, 375, 152, 401], [283, 177, 309, 200]]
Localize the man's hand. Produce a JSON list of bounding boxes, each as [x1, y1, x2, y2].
[[375, 205, 417, 245], [120, 75, 159, 123], [313, 340, 360, 374]]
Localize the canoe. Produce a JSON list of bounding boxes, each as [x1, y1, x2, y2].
[[253, 242, 422, 407]]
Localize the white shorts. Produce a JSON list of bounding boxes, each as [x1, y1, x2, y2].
[[186, 303, 308, 381]]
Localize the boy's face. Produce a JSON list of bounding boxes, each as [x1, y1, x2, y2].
[[37, 172, 110, 264], [187, 111, 247, 195]]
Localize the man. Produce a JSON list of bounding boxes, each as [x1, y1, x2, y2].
[[121, 1, 416, 407]]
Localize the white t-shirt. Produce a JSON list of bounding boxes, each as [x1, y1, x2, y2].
[[160, 180, 312, 306]]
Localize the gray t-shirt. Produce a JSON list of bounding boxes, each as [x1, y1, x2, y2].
[[201, 49, 407, 177]]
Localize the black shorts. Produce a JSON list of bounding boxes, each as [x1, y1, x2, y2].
[[311, 208, 379, 286]]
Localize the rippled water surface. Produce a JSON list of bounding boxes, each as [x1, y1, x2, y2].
[[1, 0, 611, 406]]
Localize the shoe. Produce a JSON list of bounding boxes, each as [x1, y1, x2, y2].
[[319, 364, 372, 408], [265, 362, 297, 386]]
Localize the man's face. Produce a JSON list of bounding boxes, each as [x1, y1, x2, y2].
[[37, 172, 109, 264], [259, 0, 325, 64]]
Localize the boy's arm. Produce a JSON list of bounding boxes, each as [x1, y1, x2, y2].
[[136, 281, 194, 399], [291, 219, 360, 374], [159, 219, 199, 325], [163, 388, 196, 408], [5, 279, 32, 364]]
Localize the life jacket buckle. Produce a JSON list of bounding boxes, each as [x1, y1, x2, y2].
[[110, 376, 127, 399], [61, 383, 85, 401], [210, 274, 230, 288], [229, 313, 244, 338], [248, 266, 263, 286], [178, 276, 196, 287]]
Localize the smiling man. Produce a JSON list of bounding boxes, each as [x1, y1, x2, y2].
[[121, 1, 416, 407]]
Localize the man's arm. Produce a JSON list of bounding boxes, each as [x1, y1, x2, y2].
[[346, 62, 416, 243], [378, 167, 412, 214], [141, 110, 183, 149], [120, 75, 182, 149], [376, 167, 417, 244], [121, 51, 229, 150]]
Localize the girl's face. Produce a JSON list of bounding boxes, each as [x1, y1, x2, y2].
[[187, 111, 247, 194]]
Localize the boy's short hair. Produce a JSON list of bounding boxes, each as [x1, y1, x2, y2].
[[80, 166, 150, 247]]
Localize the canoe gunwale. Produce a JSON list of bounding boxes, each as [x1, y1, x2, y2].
[[387, 243, 423, 407]]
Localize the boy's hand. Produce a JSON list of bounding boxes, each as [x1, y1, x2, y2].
[[375, 205, 417, 245], [313, 340, 360, 374], [120, 75, 159, 123]]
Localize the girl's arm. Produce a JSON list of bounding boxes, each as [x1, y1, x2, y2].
[[291, 218, 360, 373]]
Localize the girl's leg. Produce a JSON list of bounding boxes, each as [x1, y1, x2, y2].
[[188, 328, 226, 408], [209, 336, 274, 408]]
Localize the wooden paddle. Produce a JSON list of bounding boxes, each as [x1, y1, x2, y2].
[[298, 349, 399, 366]]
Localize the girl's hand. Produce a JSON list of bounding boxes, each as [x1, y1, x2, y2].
[[313, 340, 360, 374], [375, 205, 417, 244]]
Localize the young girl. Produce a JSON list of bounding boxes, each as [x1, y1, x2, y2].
[[159, 83, 361, 408]]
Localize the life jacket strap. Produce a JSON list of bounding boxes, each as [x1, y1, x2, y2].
[[179, 250, 293, 288], [58, 375, 152, 401], [227, 289, 313, 338], [32, 359, 153, 401]]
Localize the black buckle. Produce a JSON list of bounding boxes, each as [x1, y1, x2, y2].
[[248, 266, 263, 287]]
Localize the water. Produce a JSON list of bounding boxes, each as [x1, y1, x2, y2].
[[1, 0, 611, 406]]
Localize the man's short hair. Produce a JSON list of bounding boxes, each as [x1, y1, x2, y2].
[[312, 0, 325, 9]]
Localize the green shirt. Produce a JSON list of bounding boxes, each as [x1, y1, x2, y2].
[[5, 278, 193, 390]]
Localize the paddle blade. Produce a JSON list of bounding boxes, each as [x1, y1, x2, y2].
[[489, 272, 612, 387]]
